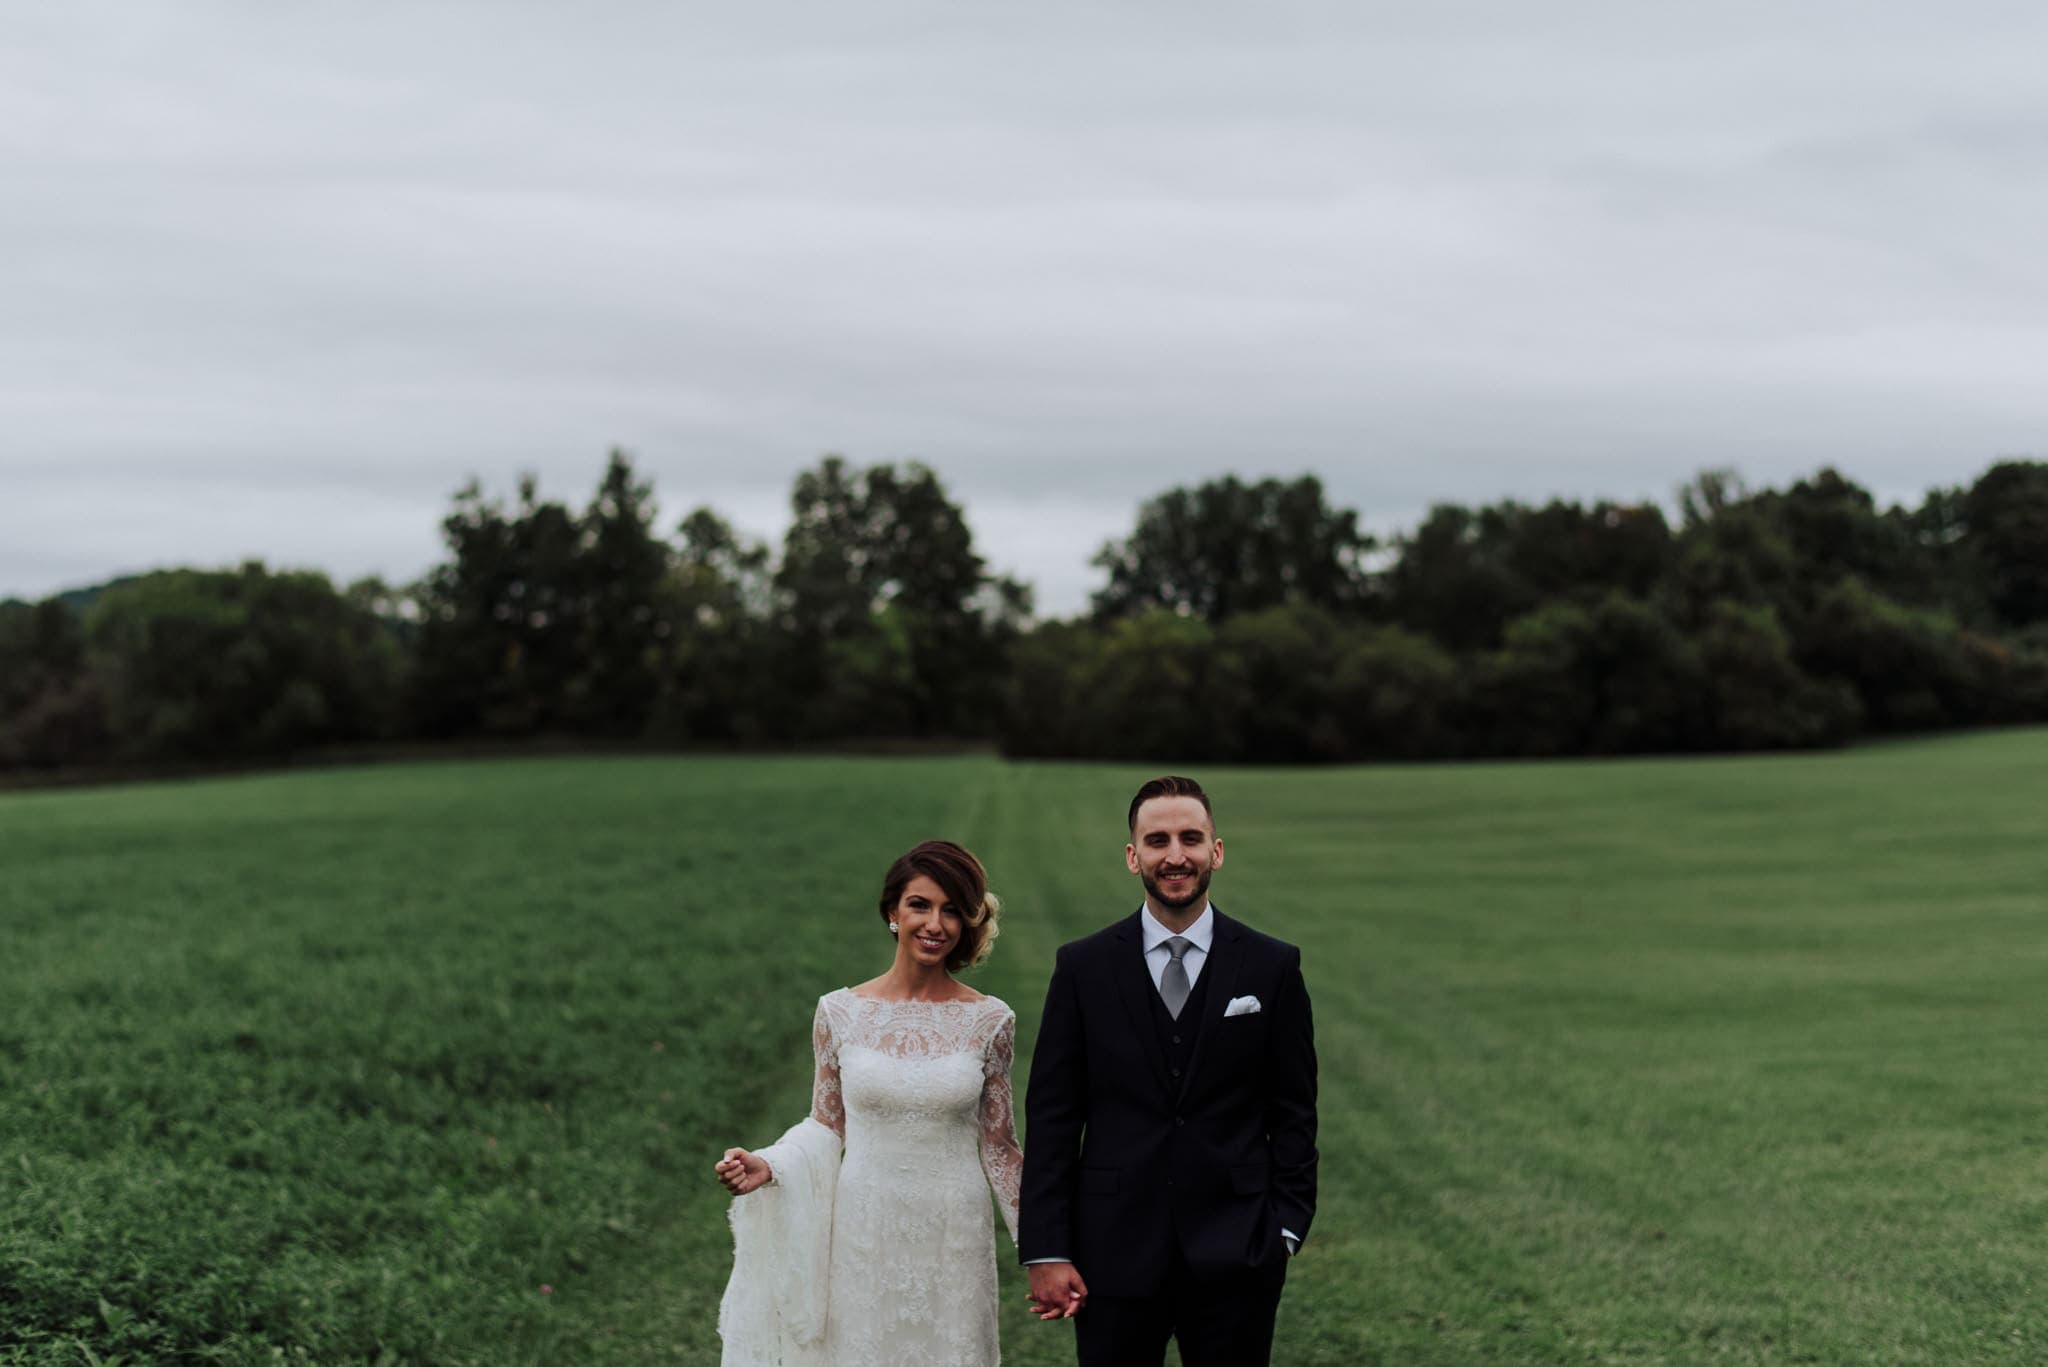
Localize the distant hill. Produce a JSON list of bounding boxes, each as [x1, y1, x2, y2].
[[1, 575, 144, 615]]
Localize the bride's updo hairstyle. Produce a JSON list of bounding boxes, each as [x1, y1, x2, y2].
[[879, 839, 1003, 971]]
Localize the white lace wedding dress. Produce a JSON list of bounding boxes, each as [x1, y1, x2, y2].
[[722, 989, 1024, 1367]]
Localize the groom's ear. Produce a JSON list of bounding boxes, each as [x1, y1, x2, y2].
[[1210, 836, 1224, 869], [1124, 842, 1142, 875]]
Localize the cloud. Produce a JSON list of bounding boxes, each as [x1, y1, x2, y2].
[[6, 1, 2047, 613]]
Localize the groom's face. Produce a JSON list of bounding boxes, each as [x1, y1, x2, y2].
[[1127, 796, 1223, 912]]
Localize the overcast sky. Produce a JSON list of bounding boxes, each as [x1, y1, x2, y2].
[[7, 2, 2048, 614]]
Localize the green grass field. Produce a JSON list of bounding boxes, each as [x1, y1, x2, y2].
[[3, 732, 2046, 1364]]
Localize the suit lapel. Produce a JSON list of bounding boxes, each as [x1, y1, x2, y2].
[[1177, 907, 1244, 1102], [1109, 911, 1174, 1099]]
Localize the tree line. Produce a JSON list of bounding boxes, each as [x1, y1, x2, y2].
[[4, 453, 2046, 770]]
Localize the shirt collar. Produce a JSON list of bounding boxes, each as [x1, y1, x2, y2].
[[1140, 902, 1214, 955]]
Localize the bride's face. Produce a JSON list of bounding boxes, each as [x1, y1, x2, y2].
[[894, 874, 963, 967]]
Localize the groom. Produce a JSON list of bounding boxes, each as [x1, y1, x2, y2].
[[1020, 776, 1318, 1366]]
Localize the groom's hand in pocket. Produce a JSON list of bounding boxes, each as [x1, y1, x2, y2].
[[1026, 1262, 1088, 1319]]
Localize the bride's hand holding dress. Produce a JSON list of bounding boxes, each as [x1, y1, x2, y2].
[[713, 1148, 771, 1196]]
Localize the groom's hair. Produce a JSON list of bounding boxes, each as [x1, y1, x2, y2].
[[1127, 775, 1213, 832]]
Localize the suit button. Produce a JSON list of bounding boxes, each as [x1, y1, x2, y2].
[[1175, 1116, 1185, 1127], [1172, 1035, 1182, 1044], [1170, 1067, 1181, 1078]]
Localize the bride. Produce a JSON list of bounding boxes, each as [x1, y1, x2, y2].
[[714, 839, 1026, 1366]]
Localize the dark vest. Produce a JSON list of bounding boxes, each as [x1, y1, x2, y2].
[[1147, 946, 1217, 1094]]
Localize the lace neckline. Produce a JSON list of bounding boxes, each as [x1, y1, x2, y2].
[[837, 987, 991, 1008]]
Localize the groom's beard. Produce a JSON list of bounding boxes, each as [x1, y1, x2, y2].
[[1141, 862, 1212, 911]]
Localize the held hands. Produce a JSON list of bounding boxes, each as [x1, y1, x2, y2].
[[714, 1147, 772, 1196], [1025, 1262, 1088, 1320]]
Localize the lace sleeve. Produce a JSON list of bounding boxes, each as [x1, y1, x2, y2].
[[810, 995, 845, 1139], [977, 1006, 1023, 1246]]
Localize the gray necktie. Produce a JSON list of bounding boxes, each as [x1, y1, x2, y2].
[[1160, 936, 1193, 1020]]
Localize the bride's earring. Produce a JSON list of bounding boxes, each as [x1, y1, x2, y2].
[[889, 922, 899, 934]]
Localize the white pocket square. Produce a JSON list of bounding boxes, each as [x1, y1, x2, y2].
[[1223, 995, 1262, 1017]]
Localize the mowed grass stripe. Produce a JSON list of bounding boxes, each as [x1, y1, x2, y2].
[[964, 761, 1162, 1366], [3, 733, 2046, 1363]]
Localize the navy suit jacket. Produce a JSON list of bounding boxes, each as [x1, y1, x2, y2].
[[1019, 907, 1318, 1297]]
